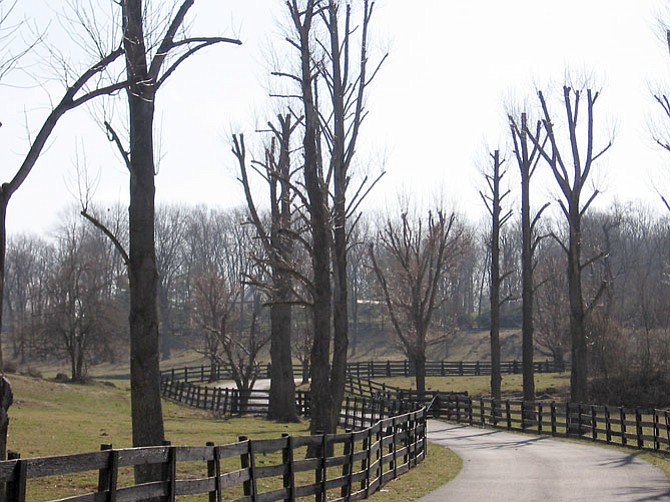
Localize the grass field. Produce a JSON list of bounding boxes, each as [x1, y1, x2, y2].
[[373, 373, 573, 400]]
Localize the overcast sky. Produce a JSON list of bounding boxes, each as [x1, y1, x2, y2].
[[2, 0, 670, 236]]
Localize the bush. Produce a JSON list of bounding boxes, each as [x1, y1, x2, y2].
[[3, 360, 18, 374], [589, 372, 670, 409], [21, 367, 43, 379]]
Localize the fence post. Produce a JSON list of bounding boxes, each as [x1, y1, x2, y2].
[[577, 404, 583, 437], [620, 408, 627, 446], [537, 403, 543, 435], [282, 434, 295, 502], [479, 397, 485, 426], [654, 410, 661, 450], [206, 441, 217, 502], [6, 452, 25, 502], [605, 406, 612, 443], [591, 406, 597, 441], [506, 400, 511, 430], [239, 436, 256, 499], [341, 431, 354, 500], [364, 426, 376, 498], [550, 401, 556, 436], [636, 409, 644, 449], [97, 443, 118, 499]]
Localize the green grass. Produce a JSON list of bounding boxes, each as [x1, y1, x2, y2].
[[373, 373, 572, 400]]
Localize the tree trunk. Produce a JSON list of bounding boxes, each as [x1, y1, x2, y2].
[[414, 352, 427, 394], [158, 285, 171, 360], [568, 207, 588, 403], [328, 0, 349, 436], [490, 205, 502, 401], [0, 202, 7, 372], [123, 0, 165, 487], [519, 115, 535, 402], [268, 299, 298, 422]]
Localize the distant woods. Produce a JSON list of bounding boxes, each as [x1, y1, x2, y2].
[[6, 201, 670, 399]]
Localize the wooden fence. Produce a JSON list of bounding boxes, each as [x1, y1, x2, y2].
[[434, 394, 670, 452], [159, 358, 566, 384], [0, 404, 427, 502]]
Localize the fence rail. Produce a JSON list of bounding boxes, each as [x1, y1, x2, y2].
[[434, 395, 670, 452], [158, 359, 566, 385], [0, 404, 426, 502]]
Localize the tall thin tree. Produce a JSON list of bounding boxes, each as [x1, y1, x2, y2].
[[479, 150, 512, 400], [526, 85, 612, 403], [509, 112, 549, 402]]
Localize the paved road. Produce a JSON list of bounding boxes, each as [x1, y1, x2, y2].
[[419, 421, 670, 501]]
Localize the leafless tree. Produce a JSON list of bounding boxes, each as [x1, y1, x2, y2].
[[155, 205, 188, 360], [509, 111, 549, 401], [233, 114, 299, 422], [72, 0, 241, 487], [277, 0, 386, 438], [479, 150, 512, 400], [44, 219, 125, 381], [526, 85, 612, 402], [369, 209, 462, 392]]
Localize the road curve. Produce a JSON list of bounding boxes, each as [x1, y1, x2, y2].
[[419, 421, 670, 501]]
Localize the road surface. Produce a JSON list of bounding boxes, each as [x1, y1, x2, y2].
[[419, 421, 670, 501]]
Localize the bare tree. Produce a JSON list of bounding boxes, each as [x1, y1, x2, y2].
[[74, 1, 241, 487], [155, 205, 187, 360], [534, 235, 569, 368], [526, 85, 612, 402], [509, 112, 549, 401], [479, 150, 512, 400], [369, 209, 462, 392], [0, 0, 125, 469], [44, 219, 125, 381], [279, 0, 385, 438], [233, 114, 299, 422]]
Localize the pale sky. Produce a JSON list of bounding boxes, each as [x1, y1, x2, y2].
[[2, 0, 670, 236]]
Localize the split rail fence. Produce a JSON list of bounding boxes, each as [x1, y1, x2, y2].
[[0, 369, 430, 501], [159, 358, 566, 385], [434, 394, 670, 453], [0, 403, 426, 502]]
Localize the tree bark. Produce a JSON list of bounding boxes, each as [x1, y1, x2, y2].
[[268, 297, 298, 422], [328, 0, 349, 432], [122, 0, 165, 485], [568, 205, 588, 402]]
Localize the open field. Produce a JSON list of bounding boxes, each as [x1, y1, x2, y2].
[[374, 373, 572, 401]]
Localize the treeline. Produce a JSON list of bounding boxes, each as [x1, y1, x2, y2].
[[5, 201, 670, 399]]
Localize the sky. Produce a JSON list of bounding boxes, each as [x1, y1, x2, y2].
[[2, 0, 670, 236]]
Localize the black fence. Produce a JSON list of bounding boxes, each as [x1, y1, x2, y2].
[[432, 394, 670, 453], [1, 406, 427, 502], [159, 358, 566, 385]]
